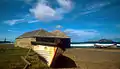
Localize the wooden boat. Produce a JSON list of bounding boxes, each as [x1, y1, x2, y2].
[[15, 29, 70, 67], [94, 43, 117, 48], [31, 37, 70, 67]]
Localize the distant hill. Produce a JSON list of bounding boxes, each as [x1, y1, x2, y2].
[[98, 39, 114, 42], [86, 39, 114, 43], [0, 41, 12, 43], [71, 39, 116, 44], [112, 38, 120, 42]]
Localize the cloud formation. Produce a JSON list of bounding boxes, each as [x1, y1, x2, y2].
[[30, 0, 74, 21], [8, 29, 20, 32], [57, 0, 74, 13], [4, 19, 24, 26], [64, 29, 98, 36], [4, 14, 40, 25], [64, 29, 100, 41], [24, 0, 33, 4], [4, 0, 74, 25], [56, 25, 63, 28], [28, 20, 40, 23], [30, 1, 62, 21], [85, 2, 110, 11], [73, 1, 110, 19]]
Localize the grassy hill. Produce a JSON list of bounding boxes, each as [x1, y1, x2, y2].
[[0, 44, 48, 69]]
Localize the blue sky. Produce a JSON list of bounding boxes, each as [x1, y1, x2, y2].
[[0, 0, 120, 42]]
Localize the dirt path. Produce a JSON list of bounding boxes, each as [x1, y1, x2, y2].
[[63, 48, 120, 69]]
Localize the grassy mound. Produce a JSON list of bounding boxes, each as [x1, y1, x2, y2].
[[0, 44, 48, 69]]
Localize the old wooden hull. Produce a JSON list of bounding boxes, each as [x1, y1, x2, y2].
[[32, 45, 63, 67]]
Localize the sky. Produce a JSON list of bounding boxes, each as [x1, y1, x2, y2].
[[0, 0, 120, 42]]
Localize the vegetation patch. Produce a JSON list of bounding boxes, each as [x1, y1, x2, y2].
[[0, 44, 48, 69]]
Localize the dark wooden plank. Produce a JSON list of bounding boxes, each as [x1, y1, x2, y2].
[[31, 41, 58, 46], [21, 56, 31, 65]]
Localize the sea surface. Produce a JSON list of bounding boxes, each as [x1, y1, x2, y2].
[[1, 42, 120, 48], [70, 42, 120, 48]]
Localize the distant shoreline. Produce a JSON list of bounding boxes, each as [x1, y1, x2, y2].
[[0, 43, 14, 44]]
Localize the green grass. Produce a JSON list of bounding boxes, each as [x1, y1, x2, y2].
[[0, 44, 48, 69], [0, 44, 14, 48]]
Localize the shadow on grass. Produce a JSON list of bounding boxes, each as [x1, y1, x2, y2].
[[51, 55, 77, 68]]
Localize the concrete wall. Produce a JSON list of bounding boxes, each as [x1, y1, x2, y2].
[[15, 38, 36, 48]]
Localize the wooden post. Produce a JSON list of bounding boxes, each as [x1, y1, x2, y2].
[[24, 48, 31, 59], [21, 48, 32, 69], [21, 56, 31, 65]]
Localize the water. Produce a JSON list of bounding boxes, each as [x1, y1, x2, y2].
[[70, 43, 94, 48], [0, 43, 13, 44], [70, 42, 120, 48]]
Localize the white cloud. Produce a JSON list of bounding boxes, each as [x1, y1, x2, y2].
[[4, 0, 74, 25], [30, 2, 62, 21], [80, 10, 99, 15], [28, 20, 40, 23], [56, 25, 63, 28], [115, 24, 120, 28], [8, 30, 12, 32], [64, 29, 100, 41], [85, 2, 110, 11], [30, 0, 74, 21], [8, 29, 20, 32], [24, 0, 33, 4], [64, 29, 98, 36], [18, 0, 34, 4], [4, 19, 24, 26], [57, 0, 74, 12], [73, 1, 110, 19], [72, 10, 99, 19], [4, 14, 40, 25]]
